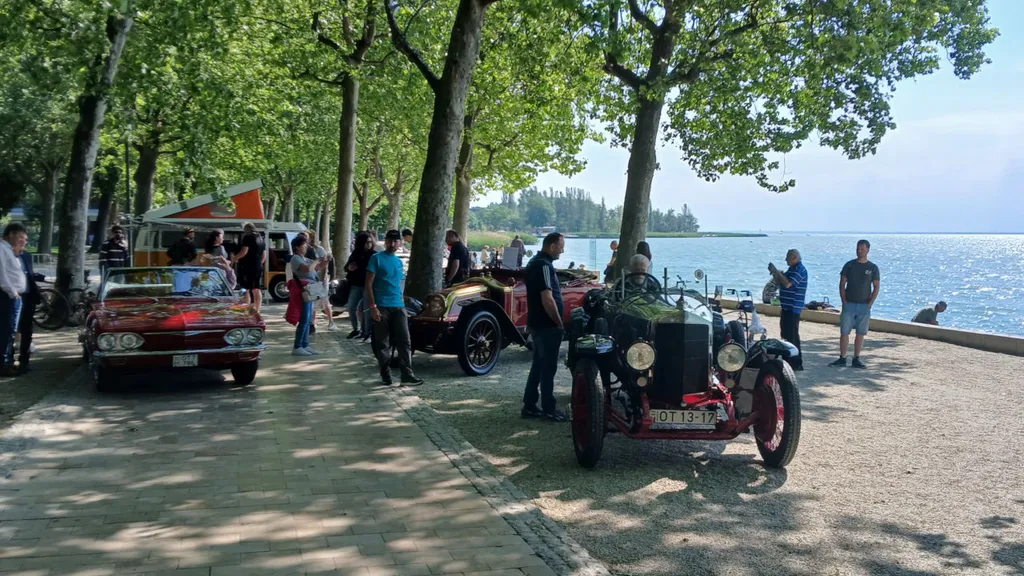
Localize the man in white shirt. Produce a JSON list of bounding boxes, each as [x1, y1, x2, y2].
[[1, 223, 28, 375]]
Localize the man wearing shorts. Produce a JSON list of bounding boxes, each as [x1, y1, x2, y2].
[[233, 222, 266, 313], [831, 239, 880, 368]]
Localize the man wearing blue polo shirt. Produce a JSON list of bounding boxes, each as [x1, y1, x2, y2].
[[769, 249, 807, 371]]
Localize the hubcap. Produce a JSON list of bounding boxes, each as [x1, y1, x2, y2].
[[755, 375, 785, 450]]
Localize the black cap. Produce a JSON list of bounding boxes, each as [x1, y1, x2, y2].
[[385, 230, 402, 241]]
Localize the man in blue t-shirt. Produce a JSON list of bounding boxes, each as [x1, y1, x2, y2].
[[365, 230, 423, 387], [769, 249, 807, 370], [522, 232, 567, 422]]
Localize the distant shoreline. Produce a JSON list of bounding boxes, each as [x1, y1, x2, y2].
[[562, 232, 768, 239]]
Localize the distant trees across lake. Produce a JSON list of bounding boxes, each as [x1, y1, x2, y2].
[[470, 186, 699, 235]]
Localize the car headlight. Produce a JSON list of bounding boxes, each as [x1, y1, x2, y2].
[[225, 329, 245, 346], [119, 333, 144, 350], [716, 343, 747, 372], [626, 341, 656, 371], [97, 333, 117, 351], [243, 328, 264, 345], [419, 294, 447, 318]]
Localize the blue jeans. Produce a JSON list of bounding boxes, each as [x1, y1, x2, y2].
[[294, 300, 313, 349], [840, 302, 871, 336], [346, 286, 365, 333], [523, 327, 563, 413]]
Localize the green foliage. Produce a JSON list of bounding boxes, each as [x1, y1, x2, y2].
[[465, 231, 537, 251]]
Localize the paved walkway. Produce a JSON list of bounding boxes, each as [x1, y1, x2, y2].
[[0, 315, 605, 576]]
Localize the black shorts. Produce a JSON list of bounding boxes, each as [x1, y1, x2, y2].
[[237, 268, 264, 290]]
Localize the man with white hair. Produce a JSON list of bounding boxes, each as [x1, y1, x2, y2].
[[768, 248, 807, 370], [629, 253, 650, 274]]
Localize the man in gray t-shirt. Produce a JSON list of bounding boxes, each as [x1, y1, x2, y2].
[[830, 239, 880, 369]]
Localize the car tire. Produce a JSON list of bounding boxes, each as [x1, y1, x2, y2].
[[753, 359, 801, 468], [230, 361, 259, 386], [571, 358, 606, 469], [726, 320, 746, 348], [93, 363, 120, 394], [268, 276, 289, 303], [457, 310, 503, 376]]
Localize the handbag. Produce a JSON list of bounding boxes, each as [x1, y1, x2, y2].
[[302, 280, 327, 303]]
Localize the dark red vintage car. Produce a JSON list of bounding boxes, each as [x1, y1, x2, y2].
[[81, 267, 266, 392], [407, 267, 605, 375]]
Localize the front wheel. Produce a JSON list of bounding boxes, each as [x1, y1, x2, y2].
[[457, 310, 503, 376], [230, 361, 259, 386], [34, 288, 69, 330], [571, 358, 606, 469], [753, 360, 801, 468], [92, 362, 121, 394], [268, 276, 289, 303]]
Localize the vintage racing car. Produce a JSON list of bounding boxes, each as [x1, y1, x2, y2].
[[407, 268, 604, 376], [566, 272, 802, 469]]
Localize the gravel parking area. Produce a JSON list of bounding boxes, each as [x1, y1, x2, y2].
[[386, 314, 1024, 575]]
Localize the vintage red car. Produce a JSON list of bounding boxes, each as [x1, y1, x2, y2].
[[407, 267, 605, 375], [81, 267, 266, 392]]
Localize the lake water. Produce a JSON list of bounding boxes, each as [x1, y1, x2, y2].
[[522, 234, 1024, 336]]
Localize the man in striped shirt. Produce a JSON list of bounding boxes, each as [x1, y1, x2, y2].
[[768, 249, 807, 370]]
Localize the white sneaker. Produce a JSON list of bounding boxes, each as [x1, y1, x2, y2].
[[292, 348, 313, 356], [304, 347, 320, 356], [327, 324, 340, 331]]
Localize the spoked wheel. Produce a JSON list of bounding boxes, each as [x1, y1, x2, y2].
[[753, 359, 801, 468], [34, 288, 69, 330], [457, 310, 503, 376], [571, 358, 606, 469], [269, 276, 289, 302]]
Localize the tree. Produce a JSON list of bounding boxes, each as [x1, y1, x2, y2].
[[522, 195, 554, 228], [582, 0, 997, 272]]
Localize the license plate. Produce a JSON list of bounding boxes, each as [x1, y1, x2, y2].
[[650, 409, 717, 429], [172, 354, 198, 368]]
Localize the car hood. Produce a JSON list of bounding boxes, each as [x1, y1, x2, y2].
[[93, 299, 263, 332], [614, 297, 713, 326]]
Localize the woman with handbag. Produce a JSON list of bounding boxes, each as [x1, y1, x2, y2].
[[288, 235, 329, 356], [343, 232, 375, 340]]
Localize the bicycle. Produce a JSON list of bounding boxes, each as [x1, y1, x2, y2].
[[34, 270, 96, 330]]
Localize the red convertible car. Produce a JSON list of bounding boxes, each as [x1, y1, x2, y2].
[[81, 267, 266, 392], [408, 268, 604, 375]]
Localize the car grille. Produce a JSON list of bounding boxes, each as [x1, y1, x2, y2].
[[652, 322, 711, 404]]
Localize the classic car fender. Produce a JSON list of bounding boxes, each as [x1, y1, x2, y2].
[[455, 299, 526, 347]]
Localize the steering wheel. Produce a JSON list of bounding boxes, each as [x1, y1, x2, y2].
[[613, 273, 666, 304]]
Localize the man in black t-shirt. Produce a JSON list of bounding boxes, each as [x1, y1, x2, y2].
[[830, 239, 881, 368], [522, 232, 567, 422], [444, 230, 472, 286], [233, 222, 266, 312]]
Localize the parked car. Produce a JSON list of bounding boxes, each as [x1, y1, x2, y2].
[[81, 267, 267, 392], [407, 268, 605, 376], [566, 271, 802, 469]]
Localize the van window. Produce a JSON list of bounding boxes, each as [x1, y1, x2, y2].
[[268, 233, 290, 251], [161, 231, 209, 249]]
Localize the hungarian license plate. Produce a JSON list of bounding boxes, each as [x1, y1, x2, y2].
[[172, 354, 198, 368], [650, 409, 717, 429]]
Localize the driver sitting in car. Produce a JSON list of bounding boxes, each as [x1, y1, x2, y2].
[[610, 254, 661, 298]]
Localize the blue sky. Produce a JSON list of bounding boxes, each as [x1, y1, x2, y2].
[[477, 0, 1024, 233]]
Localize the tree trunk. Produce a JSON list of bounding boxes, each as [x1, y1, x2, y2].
[[90, 166, 118, 253], [132, 129, 160, 216], [37, 168, 58, 254], [357, 180, 370, 232], [453, 114, 474, 242], [616, 97, 664, 276], [405, 0, 488, 300], [331, 74, 358, 265], [57, 12, 133, 294], [284, 183, 295, 222], [267, 194, 278, 223], [314, 205, 322, 237]]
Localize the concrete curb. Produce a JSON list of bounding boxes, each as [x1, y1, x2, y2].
[[332, 334, 612, 576]]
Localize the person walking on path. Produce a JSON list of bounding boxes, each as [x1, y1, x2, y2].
[[831, 239, 880, 368], [288, 235, 329, 356], [167, 227, 198, 266], [365, 230, 423, 387], [769, 249, 807, 371], [344, 232, 375, 341], [522, 232, 568, 422], [98, 225, 130, 277], [233, 223, 266, 313], [14, 242, 43, 375], [510, 235, 526, 268], [444, 230, 471, 286], [305, 230, 338, 334], [912, 301, 947, 325], [0, 224, 27, 376]]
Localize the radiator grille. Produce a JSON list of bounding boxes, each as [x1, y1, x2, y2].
[[652, 322, 711, 403]]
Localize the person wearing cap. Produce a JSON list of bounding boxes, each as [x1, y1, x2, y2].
[[912, 301, 947, 325], [365, 230, 423, 386], [167, 227, 198, 266], [233, 222, 266, 313], [99, 225, 130, 276]]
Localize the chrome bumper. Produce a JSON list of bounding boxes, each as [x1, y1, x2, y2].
[[93, 345, 267, 358]]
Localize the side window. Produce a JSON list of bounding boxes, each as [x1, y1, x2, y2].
[[162, 231, 184, 248]]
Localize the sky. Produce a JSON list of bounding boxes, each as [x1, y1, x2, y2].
[[474, 0, 1024, 234]]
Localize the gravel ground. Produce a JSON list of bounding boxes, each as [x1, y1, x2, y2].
[[361, 313, 1024, 576]]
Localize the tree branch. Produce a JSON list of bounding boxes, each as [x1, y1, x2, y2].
[[384, 0, 439, 91], [351, 1, 377, 63], [603, 53, 643, 90], [297, 69, 347, 86], [312, 11, 342, 52], [627, 0, 659, 33]]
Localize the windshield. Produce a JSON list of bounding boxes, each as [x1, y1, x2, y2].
[[100, 268, 233, 300]]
